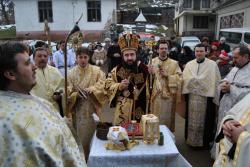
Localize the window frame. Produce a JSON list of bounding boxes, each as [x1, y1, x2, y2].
[[229, 32, 242, 44], [201, 0, 210, 8], [193, 16, 209, 29], [87, 0, 101, 22], [244, 32, 250, 44], [38, 0, 53, 23], [219, 31, 242, 44], [183, 0, 192, 8]]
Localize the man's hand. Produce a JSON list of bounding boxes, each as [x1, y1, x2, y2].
[[230, 125, 246, 143], [220, 81, 231, 93], [83, 88, 92, 94], [148, 65, 155, 74], [53, 92, 62, 101], [119, 79, 129, 91], [159, 68, 168, 77], [77, 88, 89, 100], [222, 120, 241, 138]]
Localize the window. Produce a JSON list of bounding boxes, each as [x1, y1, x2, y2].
[[220, 12, 244, 29], [202, 0, 210, 8], [219, 32, 242, 44], [183, 0, 192, 8], [87, 1, 101, 22], [193, 0, 200, 10], [38, 1, 53, 22], [244, 33, 250, 44], [219, 32, 230, 40], [193, 16, 208, 29], [229, 32, 242, 44]]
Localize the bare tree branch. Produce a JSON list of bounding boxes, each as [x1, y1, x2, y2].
[[0, 0, 14, 24]]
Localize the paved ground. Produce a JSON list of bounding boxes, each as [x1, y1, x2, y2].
[[174, 115, 214, 167], [102, 106, 214, 167]]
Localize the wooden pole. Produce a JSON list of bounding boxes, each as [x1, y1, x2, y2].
[[64, 14, 82, 117]]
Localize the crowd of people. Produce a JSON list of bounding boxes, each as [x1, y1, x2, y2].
[[1, 32, 250, 167], [27, 35, 234, 79]]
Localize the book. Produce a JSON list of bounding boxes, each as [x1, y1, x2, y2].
[[121, 122, 143, 138]]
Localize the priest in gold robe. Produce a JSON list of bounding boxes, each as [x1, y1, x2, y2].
[[105, 33, 152, 125], [67, 47, 107, 159], [0, 42, 86, 166], [182, 43, 221, 148], [31, 47, 64, 114], [214, 92, 250, 167], [150, 40, 182, 132]]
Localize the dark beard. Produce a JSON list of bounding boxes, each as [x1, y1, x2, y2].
[[122, 60, 138, 73]]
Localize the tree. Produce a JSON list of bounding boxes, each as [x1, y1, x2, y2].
[[0, 0, 14, 25]]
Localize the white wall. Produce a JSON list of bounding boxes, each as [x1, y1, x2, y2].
[[14, 0, 39, 32], [216, 0, 250, 37], [178, 16, 184, 36], [13, 0, 116, 32]]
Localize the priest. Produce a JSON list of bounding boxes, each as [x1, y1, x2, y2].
[[182, 43, 221, 148], [67, 47, 107, 158], [0, 42, 86, 166], [31, 47, 64, 114], [214, 92, 250, 167], [150, 39, 182, 131], [105, 33, 152, 125]]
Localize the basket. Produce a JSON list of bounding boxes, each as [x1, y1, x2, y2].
[[96, 122, 112, 140]]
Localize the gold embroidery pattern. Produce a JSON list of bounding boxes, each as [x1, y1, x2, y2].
[[233, 131, 249, 167], [43, 131, 61, 159], [13, 113, 40, 140], [23, 159, 36, 167], [134, 73, 144, 85], [239, 108, 250, 125], [219, 140, 227, 167], [117, 67, 130, 80], [117, 67, 145, 86]]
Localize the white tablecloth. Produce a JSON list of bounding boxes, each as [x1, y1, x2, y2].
[[88, 125, 192, 167]]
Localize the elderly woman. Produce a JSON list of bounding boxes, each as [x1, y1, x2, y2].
[[92, 42, 108, 74]]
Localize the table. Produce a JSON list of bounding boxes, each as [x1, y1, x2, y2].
[[88, 125, 192, 167]]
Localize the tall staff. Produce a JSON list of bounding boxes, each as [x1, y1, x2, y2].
[[64, 14, 83, 116], [44, 20, 52, 56], [146, 46, 154, 115]]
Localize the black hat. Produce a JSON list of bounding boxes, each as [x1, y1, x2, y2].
[[96, 42, 103, 47]]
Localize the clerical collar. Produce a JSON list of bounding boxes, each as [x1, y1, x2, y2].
[[159, 56, 168, 61], [238, 60, 250, 69], [196, 58, 205, 64]]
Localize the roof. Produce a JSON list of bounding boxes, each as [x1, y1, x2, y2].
[[135, 11, 147, 22], [220, 28, 250, 33]]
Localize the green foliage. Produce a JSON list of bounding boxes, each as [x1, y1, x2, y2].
[[0, 26, 16, 39]]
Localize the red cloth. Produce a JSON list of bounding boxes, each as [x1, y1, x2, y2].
[[211, 42, 219, 47], [219, 50, 229, 65]]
